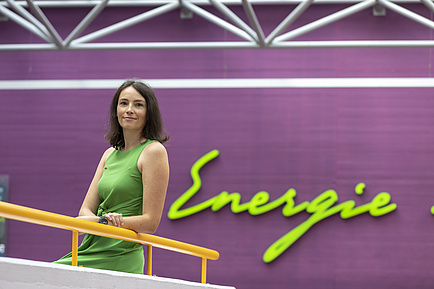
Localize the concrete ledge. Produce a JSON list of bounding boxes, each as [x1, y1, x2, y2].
[[0, 257, 235, 289]]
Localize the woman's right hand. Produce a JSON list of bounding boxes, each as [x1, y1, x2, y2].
[[103, 213, 125, 227]]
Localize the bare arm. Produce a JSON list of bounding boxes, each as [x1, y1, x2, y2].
[[104, 142, 169, 233], [77, 147, 115, 222]]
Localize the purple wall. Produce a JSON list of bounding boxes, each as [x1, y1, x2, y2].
[[1, 4, 434, 289]]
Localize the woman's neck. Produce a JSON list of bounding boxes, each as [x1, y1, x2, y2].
[[122, 131, 146, 151]]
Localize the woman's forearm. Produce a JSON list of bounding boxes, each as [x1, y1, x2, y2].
[[78, 207, 97, 217], [104, 213, 160, 234], [76, 215, 99, 222], [124, 215, 160, 234]]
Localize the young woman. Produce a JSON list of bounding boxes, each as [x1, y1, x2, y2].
[[54, 79, 169, 274]]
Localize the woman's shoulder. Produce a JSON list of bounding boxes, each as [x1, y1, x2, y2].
[[143, 141, 167, 156], [101, 147, 116, 161], [138, 141, 168, 172], [139, 141, 167, 162]]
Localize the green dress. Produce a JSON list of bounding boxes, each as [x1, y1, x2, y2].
[[54, 140, 156, 274]]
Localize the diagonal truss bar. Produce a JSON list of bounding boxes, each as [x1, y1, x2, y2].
[[274, 0, 376, 42], [63, 0, 109, 47], [266, 0, 314, 45], [209, 0, 258, 41], [25, 0, 63, 48], [0, 3, 52, 42], [421, 0, 434, 12], [6, 0, 50, 37], [379, 0, 434, 30], [71, 2, 179, 44], [241, 0, 265, 46], [181, 1, 255, 42]]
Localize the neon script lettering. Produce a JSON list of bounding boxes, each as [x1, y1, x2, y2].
[[168, 150, 398, 263]]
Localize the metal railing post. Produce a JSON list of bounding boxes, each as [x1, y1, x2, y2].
[[71, 230, 79, 266], [146, 244, 153, 276], [201, 258, 207, 284]]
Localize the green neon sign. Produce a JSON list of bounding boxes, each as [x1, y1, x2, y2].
[[168, 150, 398, 263]]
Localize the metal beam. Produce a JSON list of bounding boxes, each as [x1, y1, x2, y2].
[[241, 0, 265, 46], [273, 0, 376, 42], [6, 0, 49, 37], [1, 0, 434, 51], [63, 0, 109, 47], [71, 2, 179, 44], [379, 0, 434, 30], [0, 1, 427, 7], [421, 0, 434, 12], [270, 40, 434, 48], [266, 0, 314, 45], [0, 4, 52, 41], [209, 0, 258, 41], [4, 40, 434, 52], [181, 1, 255, 42], [25, 0, 63, 48]]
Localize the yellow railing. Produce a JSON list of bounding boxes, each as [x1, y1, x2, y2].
[[0, 201, 219, 284]]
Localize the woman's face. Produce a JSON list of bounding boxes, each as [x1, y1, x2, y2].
[[116, 86, 147, 133]]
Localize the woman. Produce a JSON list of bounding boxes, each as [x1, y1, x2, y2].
[[54, 79, 169, 274]]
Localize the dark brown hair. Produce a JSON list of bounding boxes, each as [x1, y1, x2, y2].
[[105, 79, 169, 148]]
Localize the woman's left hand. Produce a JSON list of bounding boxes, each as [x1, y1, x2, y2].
[[104, 213, 124, 227]]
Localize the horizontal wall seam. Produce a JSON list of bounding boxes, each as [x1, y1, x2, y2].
[[0, 78, 434, 90]]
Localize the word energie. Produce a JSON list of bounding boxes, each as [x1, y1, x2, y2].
[[168, 150, 397, 263]]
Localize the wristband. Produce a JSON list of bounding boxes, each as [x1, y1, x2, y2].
[[99, 216, 108, 225]]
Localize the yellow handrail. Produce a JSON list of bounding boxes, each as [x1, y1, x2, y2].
[[0, 201, 219, 283]]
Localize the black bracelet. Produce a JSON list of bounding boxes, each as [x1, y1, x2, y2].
[[99, 216, 108, 225]]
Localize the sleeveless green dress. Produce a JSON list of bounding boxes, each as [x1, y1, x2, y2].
[[54, 140, 156, 274]]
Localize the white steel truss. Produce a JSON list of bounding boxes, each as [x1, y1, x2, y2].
[[0, 0, 434, 51]]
